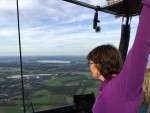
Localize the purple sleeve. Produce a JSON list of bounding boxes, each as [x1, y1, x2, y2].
[[116, 1, 150, 97]]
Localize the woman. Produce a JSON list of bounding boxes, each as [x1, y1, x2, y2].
[[87, 0, 150, 113], [139, 68, 150, 113]]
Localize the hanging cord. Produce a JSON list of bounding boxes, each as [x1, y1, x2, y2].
[[16, 0, 26, 113]]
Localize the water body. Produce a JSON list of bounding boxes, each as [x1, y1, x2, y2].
[[37, 60, 71, 64], [6, 74, 58, 79]]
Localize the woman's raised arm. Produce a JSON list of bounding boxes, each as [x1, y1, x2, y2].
[[117, 0, 150, 97]]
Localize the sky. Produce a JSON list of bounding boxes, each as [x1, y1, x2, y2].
[[0, 0, 139, 56]]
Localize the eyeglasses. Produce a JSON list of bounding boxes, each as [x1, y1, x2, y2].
[[88, 62, 97, 67]]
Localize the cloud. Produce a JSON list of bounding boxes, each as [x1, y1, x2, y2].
[[0, 0, 139, 56]]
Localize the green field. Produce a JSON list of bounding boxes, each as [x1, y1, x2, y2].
[[0, 106, 23, 113], [0, 56, 100, 113], [0, 73, 99, 113]]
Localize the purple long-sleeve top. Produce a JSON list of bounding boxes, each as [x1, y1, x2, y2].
[[93, 1, 150, 113]]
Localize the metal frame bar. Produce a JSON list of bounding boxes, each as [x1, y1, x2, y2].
[[62, 0, 140, 16], [62, 0, 125, 16], [63, 0, 98, 10]]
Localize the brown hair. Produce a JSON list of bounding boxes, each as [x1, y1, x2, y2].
[[87, 44, 123, 79]]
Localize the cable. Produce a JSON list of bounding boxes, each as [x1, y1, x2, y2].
[[31, 102, 35, 113], [16, 0, 26, 113]]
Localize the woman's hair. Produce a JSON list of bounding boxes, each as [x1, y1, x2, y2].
[[87, 44, 123, 79], [142, 68, 150, 104]]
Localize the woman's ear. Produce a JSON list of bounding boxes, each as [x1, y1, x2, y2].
[[97, 63, 101, 71], [96, 64, 102, 76]]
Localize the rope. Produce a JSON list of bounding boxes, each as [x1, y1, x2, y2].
[[16, 0, 26, 113]]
